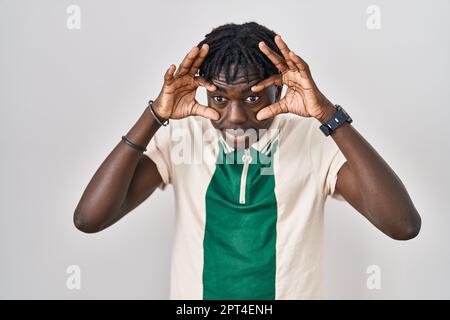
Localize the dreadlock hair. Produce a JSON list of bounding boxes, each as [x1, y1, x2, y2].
[[197, 22, 282, 84]]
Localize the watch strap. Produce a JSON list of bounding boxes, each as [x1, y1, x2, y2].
[[319, 104, 353, 136]]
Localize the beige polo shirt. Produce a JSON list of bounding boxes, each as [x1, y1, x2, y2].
[[144, 113, 347, 299]]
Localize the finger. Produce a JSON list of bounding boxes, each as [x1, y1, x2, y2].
[[164, 64, 176, 82], [251, 75, 282, 92], [258, 41, 288, 73], [188, 43, 208, 76], [256, 102, 284, 121], [274, 35, 297, 71], [289, 51, 311, 79], [175, 46, 200, 77], [194, 76, 216, 92], [191, 102, 220, 121]]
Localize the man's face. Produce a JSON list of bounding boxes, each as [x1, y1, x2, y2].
[[207, 64, 281, 149]]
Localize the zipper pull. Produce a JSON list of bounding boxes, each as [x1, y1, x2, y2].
[[239, 149, 252, 204]]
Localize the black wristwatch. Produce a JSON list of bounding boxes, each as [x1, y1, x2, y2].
[[319, 104, 353, 136]]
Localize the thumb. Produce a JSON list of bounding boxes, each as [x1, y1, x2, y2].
[[191, 102, 220, 121], [256, 102, 283, 121]]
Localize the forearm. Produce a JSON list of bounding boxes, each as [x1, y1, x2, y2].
[[74, 107, 160, 232], [318, 106, 421, 238]]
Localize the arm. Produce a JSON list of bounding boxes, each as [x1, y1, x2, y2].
[[73, 109, 163, 233], [252, 34, 421, 240], [318, 107, 421, 240], [74, 43, 219, 233]]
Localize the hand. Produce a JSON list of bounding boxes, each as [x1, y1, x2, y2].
[[153, 44, 219, 121], [252, 35, 335, 123]]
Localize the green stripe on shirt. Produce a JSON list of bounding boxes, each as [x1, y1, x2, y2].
[[203, 144, 278, 299]]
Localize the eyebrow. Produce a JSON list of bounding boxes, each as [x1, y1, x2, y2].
[[213, 79, 261, 94]]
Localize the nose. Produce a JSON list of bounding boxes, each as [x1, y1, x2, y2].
[[227, 101, 248, 124]]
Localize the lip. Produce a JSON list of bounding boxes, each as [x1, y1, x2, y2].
[[222, 129, 249, 144]]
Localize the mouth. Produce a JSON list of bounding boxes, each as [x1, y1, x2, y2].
[[221, 128, 255, 145]]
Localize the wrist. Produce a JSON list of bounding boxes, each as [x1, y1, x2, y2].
[[152, 99, 170, 121], [316, 103, 336, 124], [148, 99, 169, 126], [318, 104, 353, 136]]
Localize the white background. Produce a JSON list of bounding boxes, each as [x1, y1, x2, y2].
[[1, 0, 449, 299]]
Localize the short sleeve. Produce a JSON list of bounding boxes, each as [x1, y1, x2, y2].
[[326, 149, 348, 200], [308, 122, 348, 201], [143, 125, 172, 190]]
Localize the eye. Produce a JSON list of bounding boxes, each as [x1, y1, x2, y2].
[[212, 96, 227, 104], [245, 95, 261, 103]]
